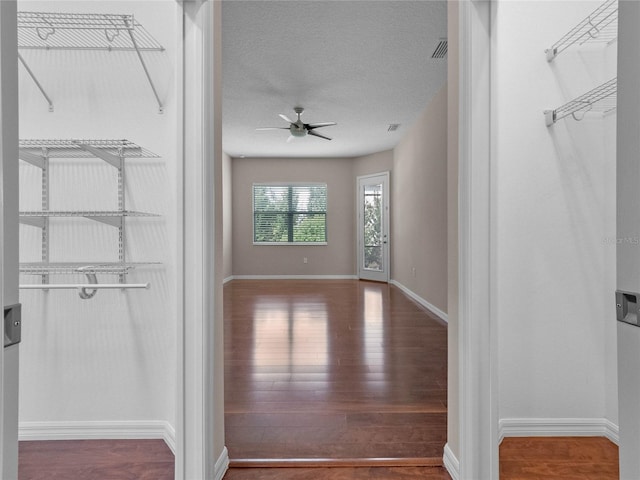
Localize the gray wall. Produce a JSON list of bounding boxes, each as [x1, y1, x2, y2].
[[353, 150, 393, 178], [392, 85, 448, 313], [223, 152, 233, 280], [231, 157, 355, 276]]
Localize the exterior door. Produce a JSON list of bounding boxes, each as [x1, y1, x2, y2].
[[357, 172, 390, 282], [0, 1, 20, 478]]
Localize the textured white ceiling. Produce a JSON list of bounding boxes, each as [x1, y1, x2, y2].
[[222, 0, 447, 159]]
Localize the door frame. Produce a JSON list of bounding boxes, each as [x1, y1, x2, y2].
[[357, 171, 390, 283], [456, 1, 499, 479], [182, 0, 499, 479], [176, 1, 226, 479]]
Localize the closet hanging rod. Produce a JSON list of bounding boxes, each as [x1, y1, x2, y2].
[[21, 282, 150, 300], [546, 0, 618, 61], [20, 283, 149, 290]]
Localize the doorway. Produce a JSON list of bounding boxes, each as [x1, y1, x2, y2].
[[357, 172, 390, 283]]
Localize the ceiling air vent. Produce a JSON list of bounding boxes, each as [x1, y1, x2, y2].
[[431, 39, 448, 59], [388, 124, 400, 132]]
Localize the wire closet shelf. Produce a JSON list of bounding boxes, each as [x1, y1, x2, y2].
[[19, 139, 159, 159], [17, 12, 165, 51], [545, 0, 618, 61], [17, 12, 166, 112], [544, 78, 617, 126], [19, 139, 162, 299]]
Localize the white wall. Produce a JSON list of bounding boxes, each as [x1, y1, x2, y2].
[[494, 0, 617, 432], [18, 0, 179, 440]]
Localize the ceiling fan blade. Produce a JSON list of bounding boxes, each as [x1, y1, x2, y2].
[[306, 122, 337, 129], [286, 135, 295, 143], [256, 127, 289, 131], [308, 130, 332, 141], [279, 114, 294, 124]]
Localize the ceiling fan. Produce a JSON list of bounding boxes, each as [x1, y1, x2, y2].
[[256, 107, 336, 142]]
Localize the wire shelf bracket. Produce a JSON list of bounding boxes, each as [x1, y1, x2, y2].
[[17, 11, 166, 113], [19, 210, 160, 229], [544, 77, 617, 126], [18, 52, 53, 112], [545, 0, 618, 62]]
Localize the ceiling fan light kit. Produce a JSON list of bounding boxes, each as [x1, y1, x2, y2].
[[257, 107, 337, 142]]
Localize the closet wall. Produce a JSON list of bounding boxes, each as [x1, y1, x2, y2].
[[494, 0, 618, 433], [17, 0, 179, 444]]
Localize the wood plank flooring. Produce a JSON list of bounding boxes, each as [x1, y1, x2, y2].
[[224, 466, 452, 479], [499, 437, 619, 480], [224, 279, 448, 462], [224, 436, 619, 480], [15, 436, 619, 479], [18, 439, 174, 480]]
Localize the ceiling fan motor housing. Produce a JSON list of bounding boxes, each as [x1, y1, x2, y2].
[[290, 107, 307, 136], [290, 123, 307, 137]]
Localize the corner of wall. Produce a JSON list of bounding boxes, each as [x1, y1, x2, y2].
[[443, 443, 460, 480]]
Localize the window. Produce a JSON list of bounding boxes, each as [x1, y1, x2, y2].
[[253, 183, 327, 244]]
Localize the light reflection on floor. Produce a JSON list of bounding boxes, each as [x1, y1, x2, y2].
[[252, 297, 328, 377], [363, 285, 386, 386]]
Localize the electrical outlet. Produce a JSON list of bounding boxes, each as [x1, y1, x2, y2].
[[303, 257, 308, 264]]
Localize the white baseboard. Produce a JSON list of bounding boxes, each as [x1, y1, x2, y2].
[[231, 275, 358, 280], [223, 276, 234, 284], [389, 279, 448, 323], [19, 420, 176, 452], [443, 443, 460, 480], [499, 418, 619, 445], [214, 446, 229, 480]]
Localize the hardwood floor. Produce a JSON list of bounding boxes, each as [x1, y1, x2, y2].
[[15, 436, 619, 479], [224, 436, 619, 480], [499, 437, 619, 480], [224, 466, 452, 479], [18, 439, 174, 480], [224, 279, 448, 462]]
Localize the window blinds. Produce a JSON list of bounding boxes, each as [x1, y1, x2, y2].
[[253, 184, 327, 243]]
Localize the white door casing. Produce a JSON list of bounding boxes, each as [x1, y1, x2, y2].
[[180, 1, 500, 479], [177, 1, 227, 479], [457, 1, 499, 479], [357, 172, 390, 283]]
